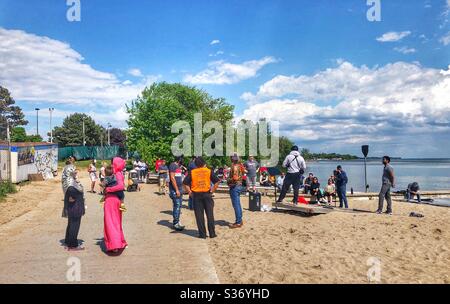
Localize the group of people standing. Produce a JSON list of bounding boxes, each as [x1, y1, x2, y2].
[[61, 156, 128, 253]]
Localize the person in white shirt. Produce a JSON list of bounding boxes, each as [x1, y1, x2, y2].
[[276, 146, 306, 205]]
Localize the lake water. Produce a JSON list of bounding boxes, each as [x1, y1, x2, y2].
[[305, 159, 450, 192]]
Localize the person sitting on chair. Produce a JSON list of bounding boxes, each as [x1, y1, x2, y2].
[[259, 171, 271, 187], [406, 182, 421, 203], [310, 177, 324, 203]]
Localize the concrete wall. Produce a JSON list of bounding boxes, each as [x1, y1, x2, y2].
[[0, 147, 9, 181], [10, 144, 58, 183]]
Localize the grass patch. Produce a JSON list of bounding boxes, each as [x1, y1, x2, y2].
[[0, 181, 17, 201]]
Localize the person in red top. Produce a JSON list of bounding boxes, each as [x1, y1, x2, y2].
[[155, 157, 164, 172]]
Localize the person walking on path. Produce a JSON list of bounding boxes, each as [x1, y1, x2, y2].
[[276, 146, 306, 205], [335, 165, 349, 209], [88, 159, 98, 193], [376, 156, 395, 215], [62, 167, 85, 251], [168, 156, 185, 231], [157, 160, 169, 195], [183, 157, 220, 239], [227, 153, 246, 229], [103, 157, 128, 253], [244, 156, 260, 193]]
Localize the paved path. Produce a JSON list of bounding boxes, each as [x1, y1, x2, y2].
[[0, 177, 219, 283]]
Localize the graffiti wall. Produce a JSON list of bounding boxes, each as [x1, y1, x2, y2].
[[11, 144, 58, 183]]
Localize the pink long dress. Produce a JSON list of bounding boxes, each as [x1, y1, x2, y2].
[[103, 157, 128, 252]]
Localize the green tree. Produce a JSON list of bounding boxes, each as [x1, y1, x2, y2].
[[127, 82, 234, 168], [52, 113, 103, 147], [0, 86, 28, 139], [10, 127, 43, 143]]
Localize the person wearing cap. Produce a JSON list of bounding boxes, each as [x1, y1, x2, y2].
[[276, 146, 306, 205], [183, 157, 220, 238], [227, 153, 247, 228]]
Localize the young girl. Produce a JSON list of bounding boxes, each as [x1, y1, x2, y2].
[[88, 159, 97, 193]]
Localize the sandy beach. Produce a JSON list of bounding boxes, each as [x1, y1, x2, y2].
[[0, 173, 449, 284]]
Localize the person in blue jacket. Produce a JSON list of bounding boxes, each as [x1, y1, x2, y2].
[[335, 165, 349, 209]]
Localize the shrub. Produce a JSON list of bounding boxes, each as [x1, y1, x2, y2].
[[0, 181, 17, 200]]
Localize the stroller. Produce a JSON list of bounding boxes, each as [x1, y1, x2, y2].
[[127, 170, 141, 192]]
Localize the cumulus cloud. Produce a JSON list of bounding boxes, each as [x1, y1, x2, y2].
[[0, 28, 157, 107], [210, 39, 220, 45], [238, 61, 450, 156], [393, 46, 417, 54], [127, 68, 143, 77], [183, 56, 277, 85], [440, 31, 450, 45], [376, 31, 411, 42]]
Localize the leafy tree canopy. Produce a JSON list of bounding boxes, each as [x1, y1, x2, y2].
[[0, 86, 28, 140], [52, 113, 104, 147]]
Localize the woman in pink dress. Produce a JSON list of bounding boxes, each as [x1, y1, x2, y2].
[[103, 157, 128, 253]]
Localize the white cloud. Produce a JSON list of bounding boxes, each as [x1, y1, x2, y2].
[[439, 31, 450, 45], [393, 46, 417, 54], [0, 28, 157, 107], [376, 31, 411, 42], [127, 68, 143, 77], [183, 56, 277, 85], [238, 61, 450, 155], [209, 50, 225, 57], [210, 39, 220, 45]]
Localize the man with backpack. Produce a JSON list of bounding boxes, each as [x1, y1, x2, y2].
[[276, 146, 306, 205]]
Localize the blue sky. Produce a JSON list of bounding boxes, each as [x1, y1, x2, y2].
[[0, 0, 449, 157]]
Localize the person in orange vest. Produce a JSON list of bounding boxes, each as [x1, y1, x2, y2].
[[183, 157, 221, 239]]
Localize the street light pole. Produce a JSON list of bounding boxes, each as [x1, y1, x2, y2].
[[35, 108, 40, 136], [49, 108, 54, 143], [82, 119, 86, 146], [107, 123, 111, 146]]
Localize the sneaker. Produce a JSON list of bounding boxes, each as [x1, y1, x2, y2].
[[375, 210, 382, 214], [174, 223, 185, 231], [385, 211, 393, 216], [210, 234, 217, 239]]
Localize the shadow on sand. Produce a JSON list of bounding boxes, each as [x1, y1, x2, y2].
[[157, 220, 200, 238], [95, 238, 125, 256]]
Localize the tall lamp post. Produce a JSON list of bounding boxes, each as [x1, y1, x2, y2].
[[107, 123, 112, 146], [49, 108, 54, 143], [35, 108, 40, 136], [362, 145, 369, 192]]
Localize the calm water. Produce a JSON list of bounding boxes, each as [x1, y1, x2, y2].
[[305, 159, 450, 192]]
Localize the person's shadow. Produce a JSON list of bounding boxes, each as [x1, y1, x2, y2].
[[157, 220, 199, 238], [95, 238, 125, 256]]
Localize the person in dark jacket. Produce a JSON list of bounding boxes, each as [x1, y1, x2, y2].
[[335, 165, 349, 209], [63, 168, 86, 251]]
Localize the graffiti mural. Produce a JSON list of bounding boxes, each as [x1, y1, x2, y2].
[[34, 147, 58, 179], [18, 147, 35, 166]]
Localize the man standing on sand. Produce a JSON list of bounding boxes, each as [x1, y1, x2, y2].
[[169, 156, 185, 231], [276, 146, 306, 205], [183, 157, 220, 239], [335, 165, 349, 209], [227, 153, 246, 229], [376, 156, 395, 215], [244, 156, 259, 193]]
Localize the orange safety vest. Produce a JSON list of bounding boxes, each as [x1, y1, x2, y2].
[[191, 167, 212, 193]]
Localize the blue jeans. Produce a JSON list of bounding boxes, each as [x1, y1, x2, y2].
[[337, 186, 348, 208], [169, 189, 183, 225], [188, 196, 194, 210], [229, 185, 243, 224]]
